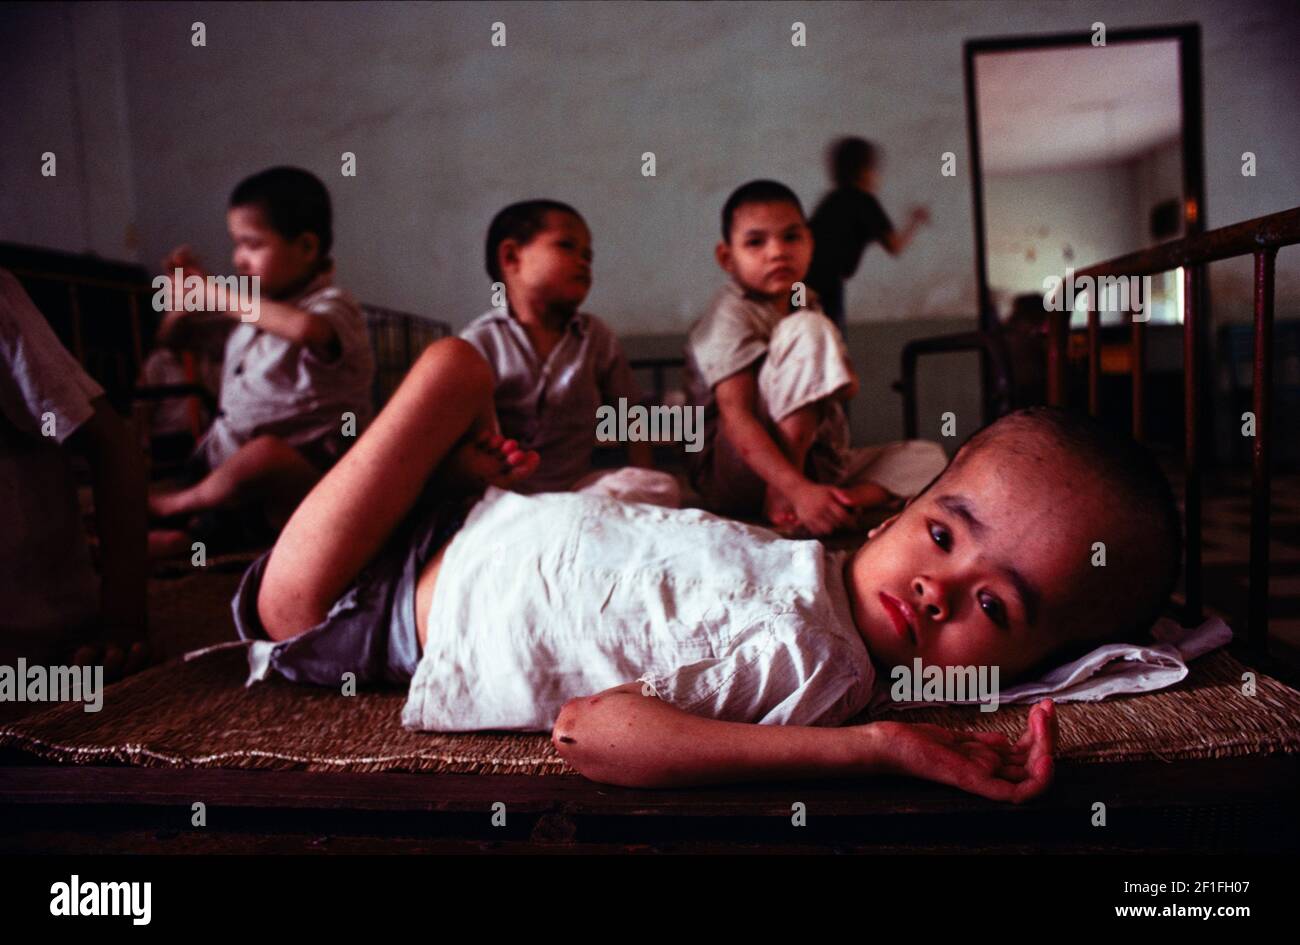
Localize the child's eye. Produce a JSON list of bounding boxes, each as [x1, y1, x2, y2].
[[746, 239, 763, 248], [928, 521, 951, 551], [979, 592, 1008, 627]]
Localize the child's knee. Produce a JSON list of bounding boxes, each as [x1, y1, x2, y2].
[[416, 337, 493, 396], [242, 433, 299, 466], [769, 309, 841, 356]]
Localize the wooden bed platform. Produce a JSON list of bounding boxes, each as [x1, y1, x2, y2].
[[5, 210, 1300, 855]]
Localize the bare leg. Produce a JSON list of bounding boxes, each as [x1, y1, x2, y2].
[[257, 339, 526, 642], [150, 434, 321, 525], [762, 403, 821, 527]]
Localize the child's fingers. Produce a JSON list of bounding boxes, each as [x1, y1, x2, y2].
[[1010, 703, 1057, 803], [964, 731, 1009, 746], [1014, 700, 1051, 751]]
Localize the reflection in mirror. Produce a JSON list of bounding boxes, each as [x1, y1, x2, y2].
[[974, 39, 1185, 327]]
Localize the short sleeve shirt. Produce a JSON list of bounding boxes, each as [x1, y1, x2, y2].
[[0, 268, 102, 636], [460, 309, 641, 493], [401, 487, 876, 732], [202, 272, 375, 467], [806, 188, 895, 287], [683, 279, 827, 456]]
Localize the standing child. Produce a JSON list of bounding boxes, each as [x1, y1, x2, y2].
[[459, 200, 678, 506], [685, 180, 946, 536], [149, 167, 375, 547], [804, 137, 929, 331]]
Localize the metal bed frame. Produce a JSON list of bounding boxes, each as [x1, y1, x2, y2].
[[1048, 206, 1300, 652]]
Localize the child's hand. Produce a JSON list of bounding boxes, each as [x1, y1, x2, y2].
[[158, 246, 213, 315], [161, 245, 206, 281], [789, 481, 855, 536], [866, 699, 1057, 803]]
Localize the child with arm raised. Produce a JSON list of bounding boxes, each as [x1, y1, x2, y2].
[[149, 167, 374, 547]]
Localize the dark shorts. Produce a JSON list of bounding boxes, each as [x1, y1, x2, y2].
[[231, 490, 473, 688]]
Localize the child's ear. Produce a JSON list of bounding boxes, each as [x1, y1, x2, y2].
[[867, 512, 901, 541], [499, 238, 520, 275], [296, 231, 320, 260], [714, 241, 734, 274]]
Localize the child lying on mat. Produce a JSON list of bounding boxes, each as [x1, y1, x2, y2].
[[233, 339, 1180, 803]]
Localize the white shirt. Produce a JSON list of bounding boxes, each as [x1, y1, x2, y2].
[[402, 487, 876, 732], [0, 268, 102, 637], [201, 272, 374, 467]]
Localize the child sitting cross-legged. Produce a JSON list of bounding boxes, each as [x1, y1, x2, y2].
[[685, 179, 948, 536]]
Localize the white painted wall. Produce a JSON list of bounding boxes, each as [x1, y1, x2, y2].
[[984, 164, 1138, 301], [2, 0, 1297, 336]]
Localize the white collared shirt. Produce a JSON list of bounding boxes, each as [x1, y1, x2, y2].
[[201, 272, 374, 467], [402, 487, 876, 732]]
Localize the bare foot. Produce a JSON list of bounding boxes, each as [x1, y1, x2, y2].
[[442, 430, 540, 492], [837, 482, 894, 510], [149, 528, 194, 560], [838, 483, 903, 531], [149, 488, 190, 520], [762, 485, 801, 536]]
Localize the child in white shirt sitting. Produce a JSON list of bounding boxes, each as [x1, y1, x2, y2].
[[149, 167, 374, 550]]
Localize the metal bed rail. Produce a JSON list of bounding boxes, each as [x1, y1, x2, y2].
[[1048, 206, 1300, 650]]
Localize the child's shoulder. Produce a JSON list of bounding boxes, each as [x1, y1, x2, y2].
[[460, 307, 511, 337], [295, 276, 364, 321], [688, 281, 773, 346]]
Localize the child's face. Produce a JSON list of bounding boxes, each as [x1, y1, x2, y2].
[[844, 440, 1118, 685], [716, 201, 812, 301], [227, 205, 321, 298], [501, 211, 593, 310]]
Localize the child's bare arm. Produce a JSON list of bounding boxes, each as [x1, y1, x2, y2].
[[247, 299, 341, 360], [165, 248, 340, 359], [553, 683, 1058, 803], [715, 370, 853, 532], [714, 370, 808, 497]]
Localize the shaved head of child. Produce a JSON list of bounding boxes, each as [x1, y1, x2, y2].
[[844, 407, 1182, 685]]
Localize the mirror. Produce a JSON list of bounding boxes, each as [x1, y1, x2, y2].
[[967, 27, 1204, 332]]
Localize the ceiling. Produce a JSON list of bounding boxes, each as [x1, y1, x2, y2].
[[975, 40, 1183, 174]]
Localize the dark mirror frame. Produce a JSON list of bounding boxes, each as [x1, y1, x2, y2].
[[964, 23, 1206, 339]]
